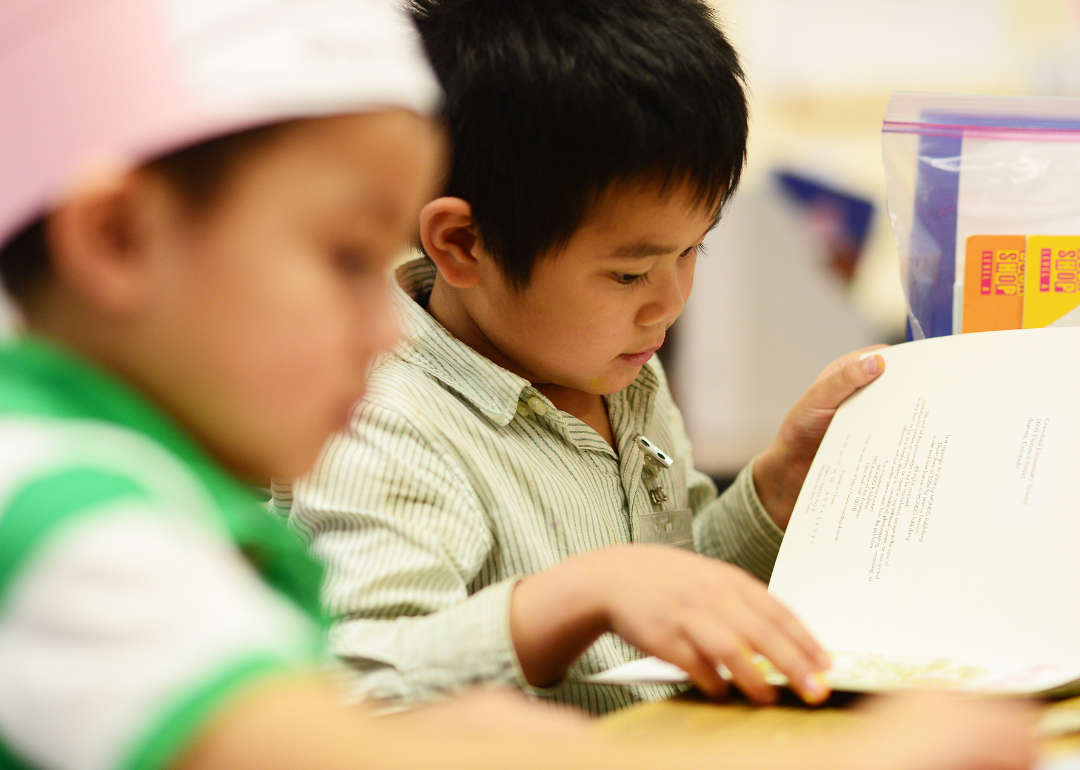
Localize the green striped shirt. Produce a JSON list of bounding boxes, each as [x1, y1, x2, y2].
[[0, 339, 324, 770], [280, 258, 783, 715]]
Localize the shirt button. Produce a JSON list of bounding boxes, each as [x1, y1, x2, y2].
[[516, 400, 532, 417], [527, 396, 548, 416]]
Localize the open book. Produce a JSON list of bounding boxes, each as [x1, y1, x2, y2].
[[587, 327, 1080, 697]]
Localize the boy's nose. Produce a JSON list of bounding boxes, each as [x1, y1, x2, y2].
[[356, 281, 401, 366], [635, 267, 687, 328]]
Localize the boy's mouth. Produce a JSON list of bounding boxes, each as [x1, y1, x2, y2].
[[335, 396, 361, 430], [618, 342, 662, 366]]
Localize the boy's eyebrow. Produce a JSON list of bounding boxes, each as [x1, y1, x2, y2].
[[609, 242, 682, 258], [607, 218, 720, 259], [355, 192, 403, 228]]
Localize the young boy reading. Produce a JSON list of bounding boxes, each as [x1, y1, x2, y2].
[[0, 1, 1041, 769], [281, 0, 911, 716]]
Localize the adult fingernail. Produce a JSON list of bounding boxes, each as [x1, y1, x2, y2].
[[862, 354, 884, 376], [801, 672, 830, 704]]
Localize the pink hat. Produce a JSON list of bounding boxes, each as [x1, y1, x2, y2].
[[0, 0, 441, 245]]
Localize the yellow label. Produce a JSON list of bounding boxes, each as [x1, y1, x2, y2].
[[1023, 236, 1080, 328]]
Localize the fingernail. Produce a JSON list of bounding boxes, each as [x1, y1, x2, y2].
[[801, 672, 830, 704], [862, 354, 884, 376]]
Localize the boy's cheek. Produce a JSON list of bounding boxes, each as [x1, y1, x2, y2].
[[356, 280, 401, 361]]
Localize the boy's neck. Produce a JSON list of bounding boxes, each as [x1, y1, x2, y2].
[[426, 274, 616, 448], [533, 384, 615, 449]]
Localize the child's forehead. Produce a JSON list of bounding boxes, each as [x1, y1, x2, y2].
[[522, 179, 719, 273], [280, 113, 443, 225], [576, 177, 722, 239], [182, 113, 440, 236]]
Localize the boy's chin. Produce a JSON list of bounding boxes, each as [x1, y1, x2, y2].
[[268, 451, 320, 485], [262, 428, 339, 482], [584, 367, 644, 396]]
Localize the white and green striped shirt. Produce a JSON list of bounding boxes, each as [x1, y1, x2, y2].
[[0, 339, 325, 770], [279, 258, 784, 715]]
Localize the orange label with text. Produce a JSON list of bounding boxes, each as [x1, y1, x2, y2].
[[963, 235, 1025, 333]]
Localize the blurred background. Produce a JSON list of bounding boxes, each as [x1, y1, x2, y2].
[[676, 0, 1080, 482]]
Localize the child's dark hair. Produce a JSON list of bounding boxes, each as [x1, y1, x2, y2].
[[409, 0, 748, 288], [0, 124, 282, 303]]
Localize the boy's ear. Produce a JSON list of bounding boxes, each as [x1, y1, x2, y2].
[[46, 167, 157, 318], [419, 196, 484, 288]]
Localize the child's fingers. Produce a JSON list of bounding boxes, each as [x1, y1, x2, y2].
[[741, 580, 831, 670], [695, 572, 830, 704], [660, 636, 729, 699], [801, 347, 887, 413], [703, 599, 827, 705], [680, 614, 775, 704], [811, 344, 888, 386], [744, 625, 829, 706]]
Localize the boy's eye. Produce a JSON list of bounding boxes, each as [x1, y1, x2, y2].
[[612, 243, 706, 285], [332, 246, 373, 276], [614, 272, 648, 285]]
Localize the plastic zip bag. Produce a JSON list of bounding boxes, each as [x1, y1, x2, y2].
[[883, 92, 1080, 339]]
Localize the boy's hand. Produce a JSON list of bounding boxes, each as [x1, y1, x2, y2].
[[382, 687, 594, 740], [510, 545, 831, 705], [754, 345, 887, 530], [841, 692, 1038, 770]]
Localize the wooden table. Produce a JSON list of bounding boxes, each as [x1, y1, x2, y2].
[[597, 689, 1080, 759]]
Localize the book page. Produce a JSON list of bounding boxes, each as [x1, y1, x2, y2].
[[769, 327, 1080, 673], [582, 652, 1080, 696]]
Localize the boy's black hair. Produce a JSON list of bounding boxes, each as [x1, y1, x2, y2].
[[409, 0, 748, 288], [0, 124, 282, 303]]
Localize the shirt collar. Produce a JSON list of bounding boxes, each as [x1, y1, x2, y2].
[[394, 258, 530, 426], [392, 257, 662, 428]]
